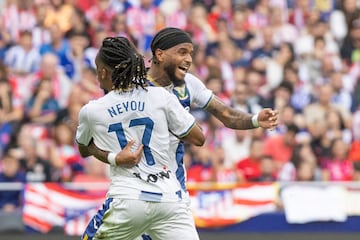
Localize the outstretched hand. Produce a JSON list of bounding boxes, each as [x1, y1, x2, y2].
[[115, 140, 143, 168], [258, 108, 279, 129]]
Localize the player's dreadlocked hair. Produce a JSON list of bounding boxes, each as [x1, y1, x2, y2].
[[98, 36, 147, 91]]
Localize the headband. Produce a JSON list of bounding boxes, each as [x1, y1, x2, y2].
[[151, 27, 192, 54]]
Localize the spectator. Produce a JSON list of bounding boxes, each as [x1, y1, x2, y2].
[[109, 13, 135, 44], [0, 150, 26, 212], [244, 69, 267, 108], [352, 161, 360, 181], [161, 0, 191, 30], [84, 28, 109, 69], [187, 3, 217, 47], [14, 124, 52, 182], [303, 84, 351, 127], [72, 156, 109, 183], [126, 0, 158, 53], [190, 44, 210, 82], [263, 123, 299, 171], [251, 26, 278, 73], [284, 63, 313, 113], [4, 30, 41, 75], [0, 0, 37, 42], [253, 155, 276, 182], [205, 72, 230, 105], [264, 81, 294, 114], [231, 81, 261, 114], [277, 143, 321, 181], [25, 79, 60, 125], [329, 71, 353, 112], [85, 0, 117, 32], [44, 0, 75, 33], [229, 7, 255, 50], [341, 17, 360, 65], [58, 30, 90, 81], [186, 145, 213, 182], [49, 121, 83, 182], [39, 23, 70, 57], [321, 138, 353, 181], [222, 129, 252, 169], [236, 138, 264, 182], [210, 145, 239, 183], [264, 42, 295, 92], [0, 61, 23, 155], [64, 8, 91, 40], [32, 2, 52, 48], [27, 53, 72, 108], [269, 104, 296, 136], [269, 6, 298, 46], [207, 0, 233, 32], [325, 108, 353, 144]]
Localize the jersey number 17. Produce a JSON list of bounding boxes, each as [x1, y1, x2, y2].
[[108, 117, 155, 166]]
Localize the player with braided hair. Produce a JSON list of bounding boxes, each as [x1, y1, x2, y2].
[[96, 36, 148, 92], [76, 36, 204, 240]]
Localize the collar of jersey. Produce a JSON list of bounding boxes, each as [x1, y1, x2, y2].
[[147, 74, 174, 92]]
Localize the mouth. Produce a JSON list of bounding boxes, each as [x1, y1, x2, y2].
[[178, 66, 189, 74]]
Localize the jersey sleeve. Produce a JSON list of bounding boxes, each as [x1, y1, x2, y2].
[[165, 93, 196, 138], [75, 104, 93, 146], [185, 73, 213, 108]]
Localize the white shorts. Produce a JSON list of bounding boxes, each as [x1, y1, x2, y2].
[[81, 198, 199, 240]]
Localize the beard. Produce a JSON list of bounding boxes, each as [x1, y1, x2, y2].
[[163, 62, 185, 86]]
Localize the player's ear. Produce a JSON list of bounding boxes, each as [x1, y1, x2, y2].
[[155, 49, 164, 63], [100, 67, 107, 81]]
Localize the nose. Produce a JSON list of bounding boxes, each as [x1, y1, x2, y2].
[[185, 53, 192, 64]]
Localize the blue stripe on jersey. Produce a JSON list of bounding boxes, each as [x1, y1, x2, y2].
[[140, 191, 163, 202], [202, 94, 214, 109], [81, 198, 113, 240], [142, 234, 152, 240], [172, 85, 190, 193], [175, 142, 186, 191]]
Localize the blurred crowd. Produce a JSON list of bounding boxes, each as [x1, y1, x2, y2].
[[1, 0, 360, 211]]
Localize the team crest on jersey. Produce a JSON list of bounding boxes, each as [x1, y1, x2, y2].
[[173, 85, 191, 110], [173, 85, 188, 100]]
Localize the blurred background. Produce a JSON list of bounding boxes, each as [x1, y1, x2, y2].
[[0, 0, 360, 239]]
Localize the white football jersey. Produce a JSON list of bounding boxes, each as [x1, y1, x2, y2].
[[76, 87, 196, 202], [162, 73, 213, 195]]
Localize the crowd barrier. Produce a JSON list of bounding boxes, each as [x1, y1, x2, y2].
[[0, 182, 360, 235]]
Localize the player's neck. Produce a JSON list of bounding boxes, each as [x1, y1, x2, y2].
[[147, 67, 172, 87]]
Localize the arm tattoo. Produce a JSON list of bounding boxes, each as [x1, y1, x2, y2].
[[205, 95, 255, 130]]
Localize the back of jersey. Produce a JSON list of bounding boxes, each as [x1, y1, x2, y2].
[[76, 86, 195, 202]]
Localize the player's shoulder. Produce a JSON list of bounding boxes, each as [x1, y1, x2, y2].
[[184, 72, 202, 83], [81, 93, 112, 110], [147, 85, 172, 96], [184, 73, 206, 90]]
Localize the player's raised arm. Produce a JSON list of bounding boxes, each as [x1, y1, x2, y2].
[[205, 95, 279, 130]]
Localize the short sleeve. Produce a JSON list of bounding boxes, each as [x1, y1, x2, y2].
[[75, 104, 93, 146], [185, 73, 213, 108]]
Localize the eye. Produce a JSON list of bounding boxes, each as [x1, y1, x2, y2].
[[179, 50, 187, 56]]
